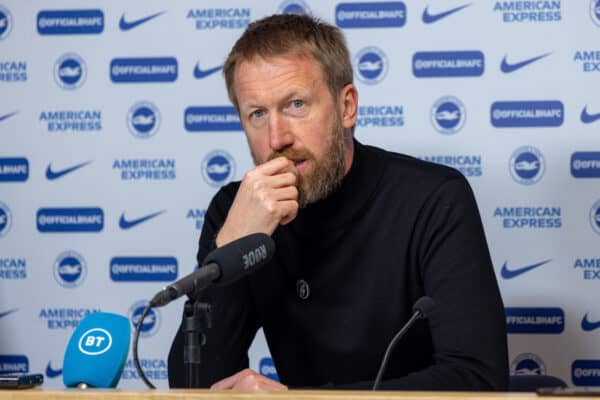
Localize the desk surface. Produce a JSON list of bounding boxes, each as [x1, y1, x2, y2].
[[0, 389, 589, 400]]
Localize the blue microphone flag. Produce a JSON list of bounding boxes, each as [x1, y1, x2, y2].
[[63, 312, 130, 388]]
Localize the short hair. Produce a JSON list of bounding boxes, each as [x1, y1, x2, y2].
[[223, 13, 353, 109]]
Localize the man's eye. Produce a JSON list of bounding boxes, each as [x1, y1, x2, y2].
[[291, 99, 304, 108], [251, 109, 265, 119]]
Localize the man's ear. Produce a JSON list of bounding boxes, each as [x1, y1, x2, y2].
[[339, 83, 358, 129]]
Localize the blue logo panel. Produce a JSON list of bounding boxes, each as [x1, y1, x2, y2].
[[591, 200, 600, 236], [110, 57, 178, 83], [572, 360, 600, 386], [279, 0, 311, 15], [53, 251, 86, 288], [110, 257, 178, 282], [571, 152, 600, 178], [128, 102, 160, 138], [413, 51, 484, 77], [0, 355, 29, 374], [431, 96, 466, 134], [259, 357, 279, 381], [511, 353, 546, 375], [119, 11, 166, 31], [491, 101, 564, 127], [505, 307, 564, 334], [129, 301, 160, 337], [0, 6, 13, 40], [493, 1, 561, 23], [202, 150, 236, 187], [0, 258, 26, 280], [45, 361, 62, 378], [121, 358, 168, 381], [355, 47, 388, 84], [335, 2, 406, 28], [0, 157, 28, 182], [37, 10, 104, 35], [185, 106, 242, 131], [54, 53, 86, 90], [79, 328, 112, 355], [509, 146, 545, 185], [37, 207, 104, 232], [0, 61, 27, 82], [591, 0, 600, 27], [0, 202, 12, 237], [422, 4, 471, 24], [187, 8, 251, 30]]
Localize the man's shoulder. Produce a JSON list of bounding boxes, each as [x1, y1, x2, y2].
[[206, 180, 241, 213], [363, 143, 465, 189]]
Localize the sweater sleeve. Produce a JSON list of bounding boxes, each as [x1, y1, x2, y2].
[[326, 175, 509, 391], [168, 184, 260, 388]]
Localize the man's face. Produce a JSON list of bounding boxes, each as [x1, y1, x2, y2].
[[233, 54, 347, 207]]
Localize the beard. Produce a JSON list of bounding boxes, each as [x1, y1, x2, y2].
[[254, 115, 345, 208]]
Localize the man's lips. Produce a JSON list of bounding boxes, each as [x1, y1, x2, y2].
[[293, 159, 308, 171]]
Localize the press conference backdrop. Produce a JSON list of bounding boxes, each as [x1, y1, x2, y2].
[[1, 0, 599, 389]]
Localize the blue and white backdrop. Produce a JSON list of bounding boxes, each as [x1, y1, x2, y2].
[[1, 0, 600, 389]]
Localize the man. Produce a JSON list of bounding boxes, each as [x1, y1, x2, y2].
[[169, 13, 508, 391]]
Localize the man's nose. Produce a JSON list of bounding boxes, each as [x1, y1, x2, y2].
[[268, 114, 294, 151]]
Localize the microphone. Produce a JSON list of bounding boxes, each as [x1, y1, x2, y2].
[[62, 312, 130, 388], [149, 233, 276, 308], [372, 296, 435, 390]]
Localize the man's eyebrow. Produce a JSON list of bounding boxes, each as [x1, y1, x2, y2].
[[240, 89, 308, 111]]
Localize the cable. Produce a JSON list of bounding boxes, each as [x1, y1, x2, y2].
[[372, 312, 421, 390], [133, 302, 156, 389]]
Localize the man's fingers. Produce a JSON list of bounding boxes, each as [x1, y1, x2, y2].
[[255, 156, 295, 176], [210, 369, 287, 391], [268, 171, 297, 188], [210, 369, 249, 390], [279, 200, 299, 225], [272, 186, 298, 201]]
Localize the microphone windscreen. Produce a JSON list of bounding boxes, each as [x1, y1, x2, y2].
[[204, 232, 275, 285], [63, 312, 130, 388], [413, 296, 435, 318]]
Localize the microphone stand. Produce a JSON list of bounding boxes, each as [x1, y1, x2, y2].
[[182, 298, 212, 388]]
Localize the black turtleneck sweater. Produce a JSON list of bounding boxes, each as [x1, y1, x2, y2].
[[168, 141, 508, 390]]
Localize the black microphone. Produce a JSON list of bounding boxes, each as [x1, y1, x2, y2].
[[149, 233, 275, 308], [372, 296, 435, 390]]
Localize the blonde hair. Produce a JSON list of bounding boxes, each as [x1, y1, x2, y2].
[[223, 13, 353, 109]]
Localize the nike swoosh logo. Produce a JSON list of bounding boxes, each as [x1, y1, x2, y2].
[[45, 362, 63, 378], [582, 313, 600, 332], [581, 106, 600, 124], [46, 161, 92, 181], [119, 210, 166, 230], [422, 3, 471, 24], [501, 259, 551, 279], [0, 111, 18, 122], [500, 52, 551, 73], [119, 11, 166, 31], [193, 63, 223, 79], [0, 308, 18, 319]]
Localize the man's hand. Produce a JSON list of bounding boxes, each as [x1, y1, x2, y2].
[[216, 157, 299, 247], [210, 368, 288, 391]]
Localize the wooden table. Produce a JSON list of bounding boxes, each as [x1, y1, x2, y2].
[[0, 389, 587, 400]]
